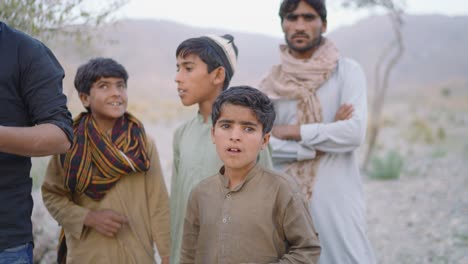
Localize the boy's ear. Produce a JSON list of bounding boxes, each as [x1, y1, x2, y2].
[[79, 92, 90, 108], [212, 66, 225, 87], [261, 132, 271, 150], [211, 127, 216, 144]]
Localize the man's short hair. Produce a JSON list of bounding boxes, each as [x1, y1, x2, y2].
[[211, 86, 276, 135], [176, 34, 238, 90], [279, 0, 327, 23], [74, 57, 128, 95]]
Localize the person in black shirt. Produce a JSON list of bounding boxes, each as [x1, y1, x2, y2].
[[0, 22, 73, 263]]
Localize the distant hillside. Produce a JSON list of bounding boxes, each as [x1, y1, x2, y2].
[[329, 15, 468, 94], [50, 14, 468, 114]]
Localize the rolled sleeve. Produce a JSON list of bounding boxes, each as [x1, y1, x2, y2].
[[298, 60, 367, 153], [270, 136, 316, 163], [18, 36, 73, 144]]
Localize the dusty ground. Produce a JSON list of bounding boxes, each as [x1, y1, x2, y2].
[[365, 154, 467, 264]]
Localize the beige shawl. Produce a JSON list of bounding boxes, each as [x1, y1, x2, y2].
[[258, 38, 339, 200]]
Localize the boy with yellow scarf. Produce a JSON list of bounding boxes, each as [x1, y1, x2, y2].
[[42, 58, 170, 264]]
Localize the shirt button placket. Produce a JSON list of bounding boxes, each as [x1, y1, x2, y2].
[[223, 192, 232, 224], [220, 191, 231, 259]]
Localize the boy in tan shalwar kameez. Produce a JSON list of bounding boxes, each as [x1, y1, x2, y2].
[[42, 58, 170, 264]]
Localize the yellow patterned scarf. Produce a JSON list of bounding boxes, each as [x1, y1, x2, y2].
[[62, 112, 150, 200], [258, 38, 339, 200]]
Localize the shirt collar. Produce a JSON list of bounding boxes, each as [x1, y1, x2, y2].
[[196, 111, 212, 124], [218, 163, 262, 192]]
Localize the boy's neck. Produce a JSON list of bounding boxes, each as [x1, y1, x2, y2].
[[225, 163, 256, 190], [91, 114, 117, 135], [198, 89, 221, 123], [198, 101, 212, 123]]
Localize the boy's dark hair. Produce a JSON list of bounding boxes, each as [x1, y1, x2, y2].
[[279, 0, 327, 23], [176, 34, 238, 90], [212, 86, 276, 135], [74, 57, 128, 95]]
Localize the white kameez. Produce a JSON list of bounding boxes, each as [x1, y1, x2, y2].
[[269, 58, 376, 264]]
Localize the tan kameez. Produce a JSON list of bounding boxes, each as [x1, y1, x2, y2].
[[181, 164, 321, 264], [42, 137, 170, 264]]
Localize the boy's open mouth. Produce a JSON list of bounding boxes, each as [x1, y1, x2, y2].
[[178, 89, 186, 95], [227, 148, 241, 153]]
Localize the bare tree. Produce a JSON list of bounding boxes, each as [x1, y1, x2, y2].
[[341, 0, 405, 169], [0, 0, 127, 42]]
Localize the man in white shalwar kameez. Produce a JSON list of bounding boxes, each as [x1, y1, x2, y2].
[[258, 0, 376, 263]]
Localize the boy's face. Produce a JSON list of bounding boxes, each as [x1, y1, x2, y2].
[[79, 77, 128, 131], [175, 53, 223, 107], [211, 103, 270, 175], [282, 0, 327, 59]]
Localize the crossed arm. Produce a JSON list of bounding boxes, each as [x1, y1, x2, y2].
[[270, 103, 356, 161], [272, 103, 354, 141], [270, 61, 367, 160]]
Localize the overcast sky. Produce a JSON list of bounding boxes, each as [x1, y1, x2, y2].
[[117, 0, 468, 37]]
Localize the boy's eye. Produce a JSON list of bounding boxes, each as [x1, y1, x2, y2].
[[118, 84, 127, 89], [220, 124, 230, 129], [244, 127, 255, 132], [99, 85, 108, 89]]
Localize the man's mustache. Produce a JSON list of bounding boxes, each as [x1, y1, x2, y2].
[[291, 33, 310, 39]]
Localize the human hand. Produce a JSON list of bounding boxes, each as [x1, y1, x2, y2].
[[161, 256, 170, 264], [316, 150, 325, 156], [272, 125, 301, 141], [334, 104, 354, 121], [84, 209, 128, 237]]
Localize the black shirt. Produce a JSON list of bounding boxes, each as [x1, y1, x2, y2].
[[0, 22, 73, 250]]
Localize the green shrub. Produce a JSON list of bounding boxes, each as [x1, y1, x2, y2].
[[405, 118, 434, 144], [368, 150, 404, 180], [440, 86, 451, 97], [437, 127, 446, 141], [431, 147, 448, 159]]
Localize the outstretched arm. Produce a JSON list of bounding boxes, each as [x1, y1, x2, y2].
[[0, 123, 70, 156], [3, 37, 73, 157]]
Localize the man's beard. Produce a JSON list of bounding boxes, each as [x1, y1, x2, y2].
[[286, 33, 323, 54]]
